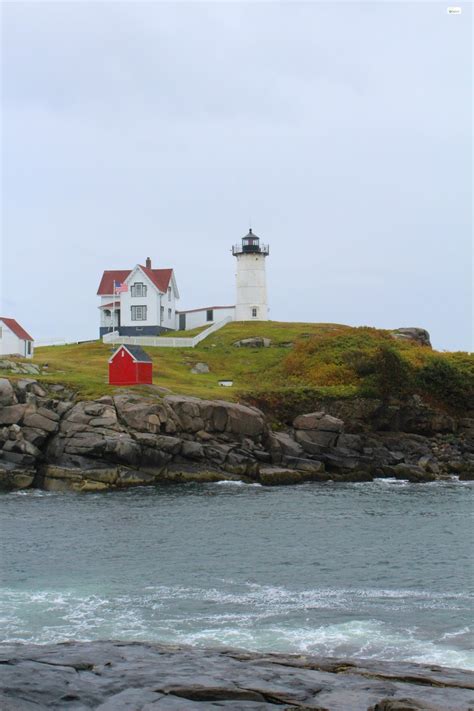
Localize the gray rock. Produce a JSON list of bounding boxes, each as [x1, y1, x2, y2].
[[381, 464, 437, 482], [293, 412, 344, 433], [182, 440, 205, 459], [270, 431, 304, 458], [22, 413, 59, 433], [1, 639, 466, 711], [36, 406, 60, 422], [233, 337, 272, 348], [258, 466, 316, 485], [283, 456, 326, 474], [0, 404, 26, 425], [0, 378, 17, 406], [418, 455, 440, 474], [295, 428, 339, 451], [391, 327, 432, 348], [0, 462, 35, 490], [191, 362, 210, 374]]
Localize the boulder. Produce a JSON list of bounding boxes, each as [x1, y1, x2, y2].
[[418, 455, 440, 474], [114, 395, 178, 434], [270, 431, 304, 458], [0, 462, 35, 490], [293, 412, 344, 433], [163, 395, 204, 433], [283, 456, 326, 474], [225, 402, 267, 437], [295, 429, 339, 450], [258, 466, 319, 485], [381, 464, 437, 482], [391, 327, 432, 348], [233, 337, 271, 348], [22, 412, 59, 434], [181, 440, 205, 459], [0, 378, 17, 406], [0, 404, 26, 425], [190, 362, 210, 374]]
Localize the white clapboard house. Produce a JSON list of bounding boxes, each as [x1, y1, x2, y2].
[[98, 230, 270, 337], [97, 258, 179, 338], [0, 317, 34, 358]]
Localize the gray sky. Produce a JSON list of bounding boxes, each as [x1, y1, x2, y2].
[[2, 1, 472, 351]]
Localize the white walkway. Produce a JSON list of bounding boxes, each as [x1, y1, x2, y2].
[[102, 317, 232, 348]]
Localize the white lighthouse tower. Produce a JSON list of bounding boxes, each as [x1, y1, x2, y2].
[[232, 228, 270, 321]]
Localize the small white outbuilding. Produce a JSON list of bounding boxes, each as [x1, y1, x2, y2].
[[0, 318, 34, 359]]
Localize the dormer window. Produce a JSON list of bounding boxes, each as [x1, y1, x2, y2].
[[131, 283, 147, 297]]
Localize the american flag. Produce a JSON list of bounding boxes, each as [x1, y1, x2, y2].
[[114, 282, 128, 294]]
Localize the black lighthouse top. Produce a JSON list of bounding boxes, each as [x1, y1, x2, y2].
[[232, 228, 269, 256]]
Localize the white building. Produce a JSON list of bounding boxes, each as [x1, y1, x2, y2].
[[98, 231, 270, 337], [0, 317, 34, 358], [232, 229, 269, 321], [97, 258, 179, 337], [176, 306, 236, 331]]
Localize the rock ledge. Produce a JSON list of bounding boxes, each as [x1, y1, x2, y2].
[[0, 641, 472, 710]]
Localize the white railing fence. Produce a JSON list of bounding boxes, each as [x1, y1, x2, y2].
[[102, 317, 233, 348]]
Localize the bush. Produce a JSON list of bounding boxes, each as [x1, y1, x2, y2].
[[239, 385, 358, 426], [416, 357, 474, 410], [368, 345, 414, 401]]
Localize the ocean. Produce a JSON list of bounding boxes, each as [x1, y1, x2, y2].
[[1, 479, 472, 669]]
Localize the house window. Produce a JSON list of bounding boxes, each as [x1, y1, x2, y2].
[[168, 287, 172, 301], [131, 305, 147, 321], [252, 307, 258, 318], [104, 309, 111, 318], [0, 327, 2, 339], [160, 306, 164, 318], [131, 282, 147, 297], [168, 308, 172, 319], [27, 341, 32, 355], [206, 309, 213, 322]]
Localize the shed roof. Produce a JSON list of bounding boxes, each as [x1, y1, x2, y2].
[[111, 345, 152, 363], [0, 317, 34, 341]]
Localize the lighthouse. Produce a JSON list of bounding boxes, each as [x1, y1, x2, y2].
[[232, 228, 269, 321]]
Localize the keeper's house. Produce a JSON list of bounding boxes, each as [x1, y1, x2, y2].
[[108, 345, 153, 386], [97, 258, 179, 338], [0, 318, 34, 359]]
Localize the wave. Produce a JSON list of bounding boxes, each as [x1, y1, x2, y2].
[[2, 582, 472, 669], [215, 480, 262, 487]]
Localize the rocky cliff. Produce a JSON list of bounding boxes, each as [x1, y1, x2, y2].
[[0, 377, 473, 492]]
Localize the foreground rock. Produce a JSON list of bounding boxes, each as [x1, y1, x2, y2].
[[0, 377, 473, 491], [0, 641, 472, 710]]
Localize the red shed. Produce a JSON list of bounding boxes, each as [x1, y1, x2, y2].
[[109, 345, 153, 386]]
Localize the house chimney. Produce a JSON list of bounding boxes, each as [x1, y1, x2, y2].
[[146, 257, 151, 269]]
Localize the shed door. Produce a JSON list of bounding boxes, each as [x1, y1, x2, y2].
[[179, 313, 186, 331]]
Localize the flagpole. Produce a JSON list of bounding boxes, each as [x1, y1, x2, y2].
[[111, 280, 115, 333]]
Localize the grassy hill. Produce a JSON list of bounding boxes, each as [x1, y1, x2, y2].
[[28, 322, 473, 419]]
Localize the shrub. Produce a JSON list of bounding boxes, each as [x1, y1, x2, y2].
[[416, 357, 474, 410], [369, 345, 414, 401]]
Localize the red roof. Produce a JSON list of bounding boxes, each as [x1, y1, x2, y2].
[[97, 267, 173, 295], [139, 266, 173, 294], [0, 317, 34, 341]]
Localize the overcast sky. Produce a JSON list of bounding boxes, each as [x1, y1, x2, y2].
[[2, 1, 472, 350]]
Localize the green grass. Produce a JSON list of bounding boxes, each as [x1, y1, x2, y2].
[[28, 322, 473, 413]]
